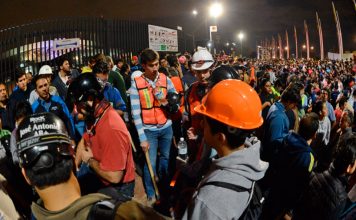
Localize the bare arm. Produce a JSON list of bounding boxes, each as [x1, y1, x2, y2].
[[81, 146, 124, 184], [88, 158, 124, 184]]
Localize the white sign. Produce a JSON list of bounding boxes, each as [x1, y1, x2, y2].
[[210, 26, 217, 32], [327, 52, 353, 60], [148, 25, 178, 52], [53, 38, 81, 51]]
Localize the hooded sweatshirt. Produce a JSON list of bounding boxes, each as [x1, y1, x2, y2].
[[182, 137, 269, 220]]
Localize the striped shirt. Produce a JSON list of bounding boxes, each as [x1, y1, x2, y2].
[[130, 73, 176, 142]]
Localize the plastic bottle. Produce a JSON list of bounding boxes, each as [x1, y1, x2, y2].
[[177, 137, 188, 160]]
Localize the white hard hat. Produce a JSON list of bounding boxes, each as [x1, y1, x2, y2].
[[191, 47, 214, 70], [38, 65, 53, 75]]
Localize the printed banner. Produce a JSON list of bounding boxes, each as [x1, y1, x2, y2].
[[148, 25, 178, 52], [53, 38, 81, 51]]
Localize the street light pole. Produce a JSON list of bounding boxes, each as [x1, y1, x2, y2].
[[240, 40, 243, 57], [208, 2, 223, 54], [238, 32, 244, 57]]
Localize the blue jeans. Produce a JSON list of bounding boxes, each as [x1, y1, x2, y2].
[[77, 163, 134, 200], [143, 125, 173, 199]]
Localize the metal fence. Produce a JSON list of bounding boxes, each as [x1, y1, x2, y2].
[[0, 17, 194, 85]]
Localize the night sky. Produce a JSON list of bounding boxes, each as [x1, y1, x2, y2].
[[0, 0, 355, 55]]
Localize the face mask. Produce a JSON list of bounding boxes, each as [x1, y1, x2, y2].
[[96, 77, 107, 89]]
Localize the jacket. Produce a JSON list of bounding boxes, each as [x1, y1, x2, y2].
[[108, 70, 128, 105], [52, 70, 80, 101], [183, 137, 268, 220], [293, 164, 349, 220], [32, 95, 75, 139], [261, 132, 314, 219], [103, 83, 127, 111], [51, 74, 68, 101], [5, 87, 32, 130], [261, 101, 290, 162]]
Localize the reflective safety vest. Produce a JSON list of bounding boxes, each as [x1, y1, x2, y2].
[[135, 73, 168, 125], [170, 76, 185, 120], [185, 81, 207, 130]]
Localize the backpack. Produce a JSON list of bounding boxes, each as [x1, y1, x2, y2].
[[87, 199, 169, 220], [200, 181, 264, 220], [87, 199, 122, 220]]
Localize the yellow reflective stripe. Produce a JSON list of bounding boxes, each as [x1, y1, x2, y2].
[[308, 153, 314, 172], [142, 89, 153, 108]]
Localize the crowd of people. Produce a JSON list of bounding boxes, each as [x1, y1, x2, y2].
[[0, 46, 355, 220]]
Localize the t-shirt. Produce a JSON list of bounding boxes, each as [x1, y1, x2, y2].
[[83, 107, 135, 184]]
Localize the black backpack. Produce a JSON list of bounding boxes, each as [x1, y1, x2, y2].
[[87, 199, 123, 220], [200, 181, 264, 220]]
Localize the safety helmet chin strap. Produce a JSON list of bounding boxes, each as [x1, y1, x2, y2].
[[82, 101, 96, 129], [85, 99, 110, 136]]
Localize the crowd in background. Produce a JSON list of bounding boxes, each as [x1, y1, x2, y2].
[[0, 46, 355, 220]]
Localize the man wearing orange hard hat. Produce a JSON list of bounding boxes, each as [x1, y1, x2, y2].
[[182, 79, 268, 220]]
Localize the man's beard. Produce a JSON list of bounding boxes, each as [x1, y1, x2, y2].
[[0, 98, 8, 107], [64, 69, 71, 75]]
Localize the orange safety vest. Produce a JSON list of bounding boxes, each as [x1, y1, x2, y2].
[[170, 76, 185, 120], [250, 66, 256, 81], [170, 76, 184, 95], [185, 82, 207, 130], [135, 73, 168, 125]]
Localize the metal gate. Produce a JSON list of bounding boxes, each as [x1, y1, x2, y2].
[[0, 17, 193, 85]]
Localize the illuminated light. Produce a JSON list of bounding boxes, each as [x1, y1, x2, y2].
[[209, 2, 223, 18]]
